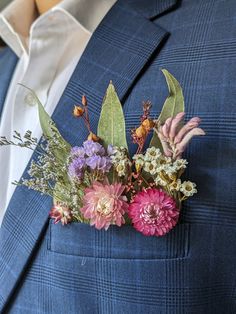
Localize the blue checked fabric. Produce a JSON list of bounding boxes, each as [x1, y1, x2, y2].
[[0, 0, 236, 313]]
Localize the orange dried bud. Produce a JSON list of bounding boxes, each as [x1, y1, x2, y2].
[[82, 95, 88, 106], [142, 118, 155, 130], [73, 106, 84, 117], [87, 132, 100, 142], [135, 126, 147, 138]]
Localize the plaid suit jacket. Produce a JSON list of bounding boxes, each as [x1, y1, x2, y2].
[[0, 0, 236, 313]]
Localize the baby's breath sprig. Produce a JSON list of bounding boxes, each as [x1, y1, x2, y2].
[[0, 130, 38, 150]]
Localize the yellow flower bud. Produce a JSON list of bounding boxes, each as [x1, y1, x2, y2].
[[73, 106, 84, 117], [87, 132, 100, 142]]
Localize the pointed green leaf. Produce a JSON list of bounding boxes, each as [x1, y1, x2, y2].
[[149, 133, 164, 152], [19, 84, 71, 157], [19, 84, 72, 197], [97, 82, 128, 150], [150, 69, 185, 148]]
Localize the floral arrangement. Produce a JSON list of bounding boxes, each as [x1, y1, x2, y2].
[[0, 70, 205, 236]]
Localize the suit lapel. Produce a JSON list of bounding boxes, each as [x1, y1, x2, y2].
[[0, 0, 177, 310], [0, 48, 18, 118]]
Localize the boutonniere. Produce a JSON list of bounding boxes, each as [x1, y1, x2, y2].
[[0, 70, 205, 236]]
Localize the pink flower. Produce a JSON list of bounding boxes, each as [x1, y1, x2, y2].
[[128, 188, 179, 236], [81, 182, 128, 230], [157, 112, 205, 159], [50, 203, 73, 225]]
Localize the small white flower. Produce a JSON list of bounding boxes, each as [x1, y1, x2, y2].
[[164, 156, 172, 164], [111, 155, 119, 163], [163, 164, 177, 176], [143, 161, 157, 175], [133, 154, 145, 170], [154, 175, 167, 187], [133, 154, 144, 161], [180, 181, 197, 197], [173, 159, 188, 170], [144, 147, 162, 161], [170, 179, 182, 191], [115, 158, 131, 177], [135, 158, 145, 166], [116, 161, 126, 177]]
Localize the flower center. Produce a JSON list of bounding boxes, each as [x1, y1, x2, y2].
[[185, 184, 192, 191], [142, 202, 160, 224], [97, 197, 113, 216]]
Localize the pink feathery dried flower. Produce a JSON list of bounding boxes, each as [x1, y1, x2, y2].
[[81, 182, 128, 230], [50, 204, 73, 225], [128, 188, 179, 236], [157, 112, 205, 159]]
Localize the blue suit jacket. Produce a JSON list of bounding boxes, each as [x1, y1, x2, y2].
[[0, 0, 236, 313]]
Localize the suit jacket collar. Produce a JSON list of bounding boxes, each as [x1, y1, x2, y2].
[[0, 0, 177, 310], [0, 47, 18, 119], [126, 0, 178, 19]]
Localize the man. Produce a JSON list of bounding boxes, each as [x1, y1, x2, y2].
[[0, 0, 235, 313]]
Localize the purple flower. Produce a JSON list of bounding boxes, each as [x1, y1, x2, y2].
[[68, 157, 86, 179], [83, 140, 105, 157], [86, 155, 112, 173], [70, 146, 85, 158], [107, 144, 115, 156]]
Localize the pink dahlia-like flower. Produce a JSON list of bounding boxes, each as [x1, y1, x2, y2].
[[128, 188, 179, 236], [50, 203, 72, 225], [81, 181, 128, 230]]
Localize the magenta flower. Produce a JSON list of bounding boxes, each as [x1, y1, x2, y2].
[[128, 188, 179, 236], [50, 204, 73, 225], [81, 181, 128, 230], [157, 112, 205, 159]]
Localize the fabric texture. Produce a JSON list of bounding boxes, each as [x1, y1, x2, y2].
[[0, 0, 236, 312]]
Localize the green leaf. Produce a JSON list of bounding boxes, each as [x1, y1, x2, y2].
[[19, 84, 71, 158], [149, 133, 163, 152], [19, 84, 72, 197], [97, 82, 128, 150], [150, 69, 185, 148]]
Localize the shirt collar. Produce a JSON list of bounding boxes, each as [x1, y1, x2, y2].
[[0, 0, 117, 57]]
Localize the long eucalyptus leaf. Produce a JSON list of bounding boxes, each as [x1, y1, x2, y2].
[[150, 69, 185, 148], [19, 84, 71, 189], [97, 82, 128, 150], [19, 84, 71, 152]]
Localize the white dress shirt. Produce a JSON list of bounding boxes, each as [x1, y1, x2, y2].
[[0, 0, 117, 226]]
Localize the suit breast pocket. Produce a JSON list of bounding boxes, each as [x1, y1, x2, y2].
[[48, 220, 190, 260]]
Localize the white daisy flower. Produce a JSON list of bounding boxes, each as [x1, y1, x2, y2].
[[144, 147, 162, 161], [180, 181, 197, 197], [135, 158, 144, 167], [133, 154, 144, 161], [164, 156, 172, 164], [170, 179, 182, 191], [173, 159, 188, 170], [116, 160, 126, 177], [154, 175, 167, 187], [143, 161, 157, 175], [163, 164, 177, 176]]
